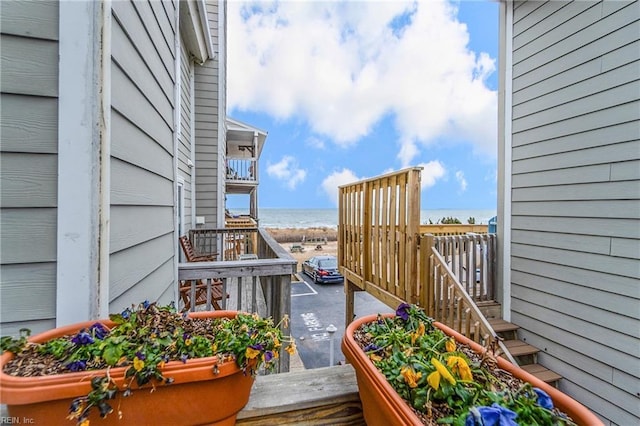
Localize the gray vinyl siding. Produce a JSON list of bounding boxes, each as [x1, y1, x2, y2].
[[109, 0, 177, 309], [195, 0, 223, 227], [509, 1, 640, 424], [178, 37, 194, 233], [0, 0, 59, 336]]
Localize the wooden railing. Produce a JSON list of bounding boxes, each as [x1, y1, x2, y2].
[[178, 228, 297, 372], [420, 236, 516, 365], [419, 224, 488, 235], [428, 233, 497, 301], [338, 168, 422, 325], [190, 227, 258, 261], [226, 158, 257, 183]]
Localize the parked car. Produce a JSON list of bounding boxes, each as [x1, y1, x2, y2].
[[302, 255, 344, 284]]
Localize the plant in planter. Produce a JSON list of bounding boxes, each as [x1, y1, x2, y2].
[[0, 301, 295, 426], [343, 303, 602, 426]]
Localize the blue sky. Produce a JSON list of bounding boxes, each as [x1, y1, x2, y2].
[[226, 0, 499, 209]]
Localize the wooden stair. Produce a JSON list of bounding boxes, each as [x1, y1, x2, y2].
[[488, 318, 562, 386]]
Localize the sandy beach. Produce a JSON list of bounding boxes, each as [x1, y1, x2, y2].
[[265, 227, 338, 270]]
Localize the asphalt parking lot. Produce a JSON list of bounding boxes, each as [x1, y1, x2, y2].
[[290, 272, 393, 369]]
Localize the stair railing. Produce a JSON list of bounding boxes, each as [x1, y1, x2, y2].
[[420, 234, 517, 365]]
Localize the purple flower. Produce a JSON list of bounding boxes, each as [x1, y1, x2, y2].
[[121, 308, 131, 319], [135, 351, 146, 361], [396, 303, 411, 321], [182, 332, 191, 341], [89, 323, 108, 340], [249, 343, 264, 351], [67, 360, 87, 372], [142, 300, 150, 309], [181, 354, 189, 363], [264, 351, 273, 362], [71, 330, 94, 346], [534, 387, 554, 410], [363, 343, 381, 353], [465, 403, 518, 426]]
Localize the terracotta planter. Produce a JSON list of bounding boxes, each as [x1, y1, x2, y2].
[[342, 313, 603, 426], [0, 311, 254, 426]]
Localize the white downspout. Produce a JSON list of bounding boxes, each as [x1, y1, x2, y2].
[[498, 0, 513, 321], [173, 7, 182, 303]]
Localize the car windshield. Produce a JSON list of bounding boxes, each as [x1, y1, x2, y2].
[[318, 259, 337, 269]]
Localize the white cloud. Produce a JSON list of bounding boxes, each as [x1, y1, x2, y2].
[[305, 135, 326, 150], [266, 156, 307, 189], [321, 168, 362, 206], [455, 170, 468, 192], [228, 1, 497, 164], [417, 161, 446, 190]]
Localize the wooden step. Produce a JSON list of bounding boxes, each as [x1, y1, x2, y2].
[[476, 300, 501, 319], [521, 363, 563, 385], [488, 318, 520, 334], [502, 339, 540, 357]]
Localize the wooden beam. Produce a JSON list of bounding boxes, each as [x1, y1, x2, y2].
[[237, 365, 364, 425]]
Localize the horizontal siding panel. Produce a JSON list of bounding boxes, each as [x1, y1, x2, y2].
[[162, 0, 177, 33], [110, 158, 174, 206], [512, 243, 639, 279], [511, 180, 639, 202], [511, 215, 640, 237], [0, 318, 55, 340], [112, 19, 174, 127], [513, 61, 639, 117], [109, 233, 174, 300], [513, 21, 638, 91], [512, 284, 639, 339], [0, 0, 58, 40], [602, 39, 640, 73], [513, 140, 640, 172], [513, 81, 638, 133], [0, 35, 57, 97], [130, 0, 175, 81], [111, 258, 175, 311], [111, 62, 174, 153], [110, 206, 174, 253], [511, 300, 639, 365], [511, 200, 640, 220], [110, 110, 174, 180], [611, 159, 640, 181], [111, 0, 174, 101], [513, 121, 639, 160], [0, 94, 57, 153], [149, 0, 175, 54], [513, 2, 602, 51], [511, 229, 611, 255], [611, 237, 640, 260], [513, 0, 561, 30], [512, 164, 610, 187], [0, 263, 56, 322], [512, 270, 639, 319], [0, 208, 57, 264], [512, 102, 638, 147], [0, 152, 57, 207]]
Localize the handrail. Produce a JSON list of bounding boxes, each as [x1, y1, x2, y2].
[[419, 224, 488, 236], [421, 235, 516, 365]]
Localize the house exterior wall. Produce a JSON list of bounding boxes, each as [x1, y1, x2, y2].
[[195, 0, 225, 228], [178, 36, 194, 234], [0, 0, 59, 336], [505, 1, 640, 424], [108, 0, 178, 310]]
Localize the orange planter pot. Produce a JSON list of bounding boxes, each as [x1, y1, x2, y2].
[[0, 311, 254, 426], [342, 313, 603, 426]]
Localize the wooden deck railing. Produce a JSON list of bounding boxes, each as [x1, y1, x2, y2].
[[190, 227, 258, 261], [428, 233, 497, 301], [178, 228, 297, 373], [419, 223, 488, 235], [338, 168, 422, 325], [226, 158, 257, 183]]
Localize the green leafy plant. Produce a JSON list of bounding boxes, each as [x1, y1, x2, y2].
[[2, 301, 295, 425], [356, 304, 575, 425]]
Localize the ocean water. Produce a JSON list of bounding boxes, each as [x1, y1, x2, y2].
[[229, 208, 496, 229]]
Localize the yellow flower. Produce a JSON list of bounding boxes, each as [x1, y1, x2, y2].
[[274, 336, 281, 348], [445, 339, 456, 352], [447, 356, 473, 381], [400, 366, 422, 388], [245, 347, 260, 360], [285, 342, 296, 355], [426, 358, 456, 390], [133, 357, 145, 372], [80, 420, 90, 426], [411, 322, 426, 345], [185, 338, 192, 346], [369, 353, 382, 363]]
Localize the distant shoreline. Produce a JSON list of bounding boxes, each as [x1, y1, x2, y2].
[[265, 227, 338, 243]]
